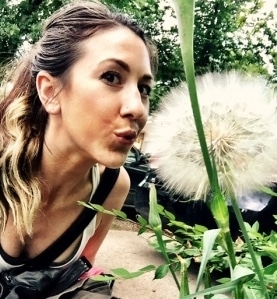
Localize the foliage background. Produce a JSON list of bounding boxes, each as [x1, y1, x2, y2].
[[0, 0, 276, 110]]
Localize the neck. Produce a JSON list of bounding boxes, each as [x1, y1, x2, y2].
[[39, 144, 96, 204]]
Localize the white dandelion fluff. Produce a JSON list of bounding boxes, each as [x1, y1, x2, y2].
[[147, 71, 277, 199]]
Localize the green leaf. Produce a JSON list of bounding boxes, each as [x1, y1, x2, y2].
[[259, 186, 277, 197], [195, 229, 221, 292], [193, 224, 208, 234], [78, 201, 104, 211], [183, 265, 255, 298], [232, 265, 255, 282], [154, 264, 169, 279], [216, 278, 230, 284], [91, 275, 116, 282], [139, 265, 156, 272], [169, 220, 193, 231], [110, 268, 132, 278], [110, 265, 155, 279], [138, 226, 148, 235], [251, 221, 260, 233], [77, 201, 94, 209], [243, 285, 265, 299], [258, 246, 277, 256], [183, 248, 201, 256], [263, 261, 277, 275], [163, 209, 176, 220], [137, 214, 148, 226], [111, 209, 127, 219], [89, 204, 107, 213], [78, 201, 114, 216]]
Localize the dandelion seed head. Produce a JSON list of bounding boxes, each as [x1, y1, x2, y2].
[[148, 71, 277, 199]]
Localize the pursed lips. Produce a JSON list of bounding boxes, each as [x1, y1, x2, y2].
[[114, 129, 138, 145]]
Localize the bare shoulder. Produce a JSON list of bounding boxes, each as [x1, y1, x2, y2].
[[81, 166, 131, 262], [99, 165, 130, 210], [114, 166, 130, 193]]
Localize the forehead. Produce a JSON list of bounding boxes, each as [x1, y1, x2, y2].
[[79, 26, 153, 76]]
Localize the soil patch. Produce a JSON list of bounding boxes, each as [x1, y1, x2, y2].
[[111, 218, 141, 232]]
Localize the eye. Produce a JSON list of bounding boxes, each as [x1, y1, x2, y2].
[[138, 84, 152, 97], [101, 71, 121, 85]]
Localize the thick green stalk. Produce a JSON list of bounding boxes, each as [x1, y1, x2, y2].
[[172, 0, 213, 186], [170, 2, 252, 299], [179, 257, 190, 299], [208, 192, 239, 298], [204, 268, 212, 299], [230, 195, 270, 299], [208, 165, 239, 298]]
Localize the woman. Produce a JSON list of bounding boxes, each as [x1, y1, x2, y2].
[[0, 0, 157, 297]]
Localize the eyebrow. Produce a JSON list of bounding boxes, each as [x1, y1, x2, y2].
[[105, 58, 154, 81]]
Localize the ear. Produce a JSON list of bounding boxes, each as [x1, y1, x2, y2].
[[36, 70, 61, 114]]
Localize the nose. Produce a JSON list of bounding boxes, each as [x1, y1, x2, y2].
[[120, 88, 148, 120]]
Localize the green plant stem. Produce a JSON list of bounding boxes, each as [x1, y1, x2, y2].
[[172, 2, 240, 297], [179, 257, 190, 299], [172, 0, 213, 186], [149, 184, 181, 290], [155, 233, 181, 290], [222, 230, 240, 299], [222, 230, 237, 270], [204, 268, 211, 299], [230, 195, 270, 299]]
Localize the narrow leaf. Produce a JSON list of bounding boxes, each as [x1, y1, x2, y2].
[[259, 186, 277, 197], [110, 265, 155, 279], [184, 266, 254, 298], [195, 229, 221, 292], [137, 214, 148, 226], [111, 209, 127, 219], [91, 275, 116, 282]]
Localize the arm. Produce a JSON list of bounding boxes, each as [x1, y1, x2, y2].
[[81, 166, 130, 264]]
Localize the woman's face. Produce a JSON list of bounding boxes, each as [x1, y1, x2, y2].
[[48, 26, 153, 168]]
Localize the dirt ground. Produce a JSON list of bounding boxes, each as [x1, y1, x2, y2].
[[97, 221, 184, 299], [111, 217, 141, 231]]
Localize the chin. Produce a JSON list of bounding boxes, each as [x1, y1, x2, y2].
[[103, 152, 128, 169]]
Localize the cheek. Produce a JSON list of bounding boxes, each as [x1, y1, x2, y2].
[[139, 111, 149, 130], [68, 90, 97, 116], [144, 102, 150, 119]]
